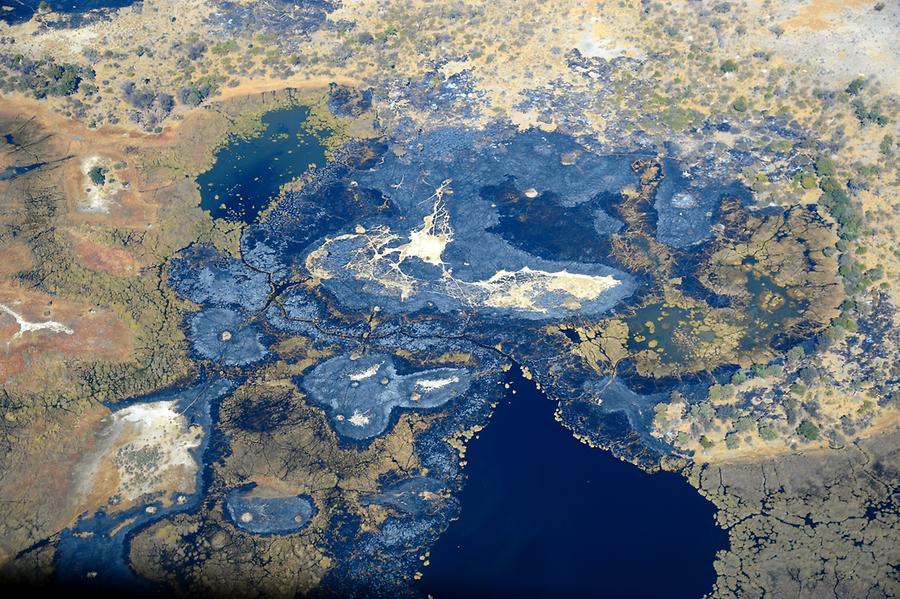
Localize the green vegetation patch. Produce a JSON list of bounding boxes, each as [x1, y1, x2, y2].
[[796, 420, 820, 441]]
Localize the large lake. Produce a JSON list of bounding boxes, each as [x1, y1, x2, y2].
[[420, 367, 728, 598]]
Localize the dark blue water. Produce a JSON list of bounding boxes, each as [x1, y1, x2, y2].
[[0, 162, 45, 180], [197, 104, 328, 224], [420, 368, 727, 599], [0, 1, 137, 25]]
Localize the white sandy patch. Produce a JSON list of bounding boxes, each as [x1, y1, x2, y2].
[[349, 410, 371, 427], [671, 192, 698, 209], [72, 399, 203, 507], [111, 401, 203, 500], [372, 179, 455, 269], [572, 16, 645, 62], [307, 181, 620, 315], [307, 181, 455, 301], [769, 0, 899, 90], [575, 37, 637, 61], [415, 376, 459, 391], [472, 267, 620, 313], [0, 302, 73, 344], [79, 155, 123, 213], [349, 363, 382, 381], [45, 28, 99, 58], [439, 60, 471, 80]]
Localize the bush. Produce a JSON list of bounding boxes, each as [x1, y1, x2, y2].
[[758, 424, 779, 441], [121, 82, 153, 108], [832, 315, 858, 331], [17, 60, 86, 98], [846, 77, 866, 96], [796, 420, 820, 441], [735, 416, 754, 433], [178, 75, 225, 106], [819, 175, 864, 239], [156, 93, 174, 113], [731, 96, 748, 112], [764, 365, 784, 378], [799, 171, 817, 189], [815, 156, 837, 177], [121, 82, 173, 113], [180, 83, 210, 106], [852, 99, 889, 126], [211, 40, 239, 55], [786, 345, 805, 363], [785, 398, 799, 425], [720, 59, 738, 73], [186, 42, 207, 61], [789, 383, 807, 396]]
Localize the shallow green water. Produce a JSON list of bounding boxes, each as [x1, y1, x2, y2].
[[197, 104, 328, 223]]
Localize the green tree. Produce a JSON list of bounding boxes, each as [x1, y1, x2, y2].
[[758, 424, 779, 441], [720, 59, 738, 73], [880, 134, 894, 156], [815, 157, 837, 177], [797, 420, 820, 441], [845, 77, 866, 96]]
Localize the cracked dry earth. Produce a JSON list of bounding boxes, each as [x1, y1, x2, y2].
[[692, 428, 898, 599]]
